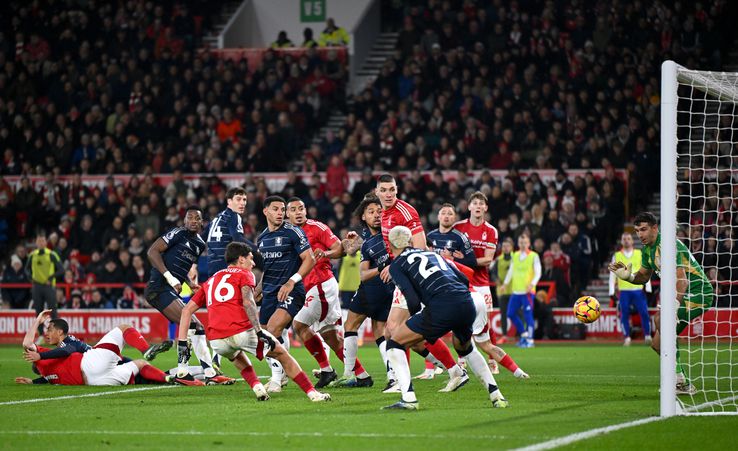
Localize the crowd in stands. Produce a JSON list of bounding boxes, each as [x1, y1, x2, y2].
[[1, 0, 736, 312]]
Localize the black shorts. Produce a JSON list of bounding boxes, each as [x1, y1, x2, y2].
[[259, 292, 306, 325], [406, 295, 476, 344], [348, 285, 391, 322], [144, 283, 181, 313]]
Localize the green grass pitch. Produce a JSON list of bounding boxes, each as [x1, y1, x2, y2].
[[0, 343, 734, 450]]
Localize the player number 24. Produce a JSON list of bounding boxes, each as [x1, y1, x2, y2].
[[207, 274, 234, 305], [407, 252, 448, 279]]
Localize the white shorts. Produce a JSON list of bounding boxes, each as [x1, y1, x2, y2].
[[471, 291, 490, 342], [210, 329, 277, 361], [391, 286, 408, 310], [294, 278, 342, 332], [473, 285, 494, 312], [81, 328, 139, 386]]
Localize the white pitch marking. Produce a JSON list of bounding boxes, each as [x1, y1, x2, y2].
[[0, 385, 177, 406]]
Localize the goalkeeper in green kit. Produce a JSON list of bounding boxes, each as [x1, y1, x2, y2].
[[609, 212, 714, 395]]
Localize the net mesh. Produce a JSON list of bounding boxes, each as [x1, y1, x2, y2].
[[674, 67, 738, 414]]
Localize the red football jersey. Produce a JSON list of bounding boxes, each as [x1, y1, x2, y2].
[[34, 347, 85, 385], [302, 219, 340, 290], [192, 267, 256, 340], [454, 219, 498, 286], [381, 199, 423, 253]]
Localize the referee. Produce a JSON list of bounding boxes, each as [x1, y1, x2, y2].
[[25, 234, 64, 336]]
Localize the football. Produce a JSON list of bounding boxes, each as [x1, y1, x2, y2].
[[573, 296, 601, 324]]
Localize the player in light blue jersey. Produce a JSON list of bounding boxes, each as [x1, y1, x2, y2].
[[382, 226, 508, 410], [257, 195, 316, 392]]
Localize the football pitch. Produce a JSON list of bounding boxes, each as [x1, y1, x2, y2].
[[0, 343, 733, 450]]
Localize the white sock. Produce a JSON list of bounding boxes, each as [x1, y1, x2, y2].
[[377, 338, 395, 381], [267, 356, 285, 382], [465, 347, 504, 400], [281, 329, 290, 351], [343, 333, 358, 377], [169, 365, 204, 378], [388, 347, 417, 403], [191, 333, 215, 377], [424, 351, 443, 369]]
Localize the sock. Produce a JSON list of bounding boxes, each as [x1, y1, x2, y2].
[[293, 371, 316, 394], [499, 354, 520, 373], [376, 336, 395, 381], [240, 366, 260, 388], [425, 340, 457, 370], [191, 332, 214, 376], [676, 346, 685, 376], [424, 359, 435, 370], [169, 366, 204, 378], [523, 297, 535, 339], [387, 345, 417, 403], [343, 332, 358, 377], [139, 364, 168, 383], [122, 327, 150, 353], [267, 356, 285, 382], [281, 330, 290, 351], [304, 334, 332, 371], [334, 346, 369, 378], [416, 347, 443, 368], [405, 348, 411, 363], [212, 353, 221, 369], [465, 347, 503, 400]]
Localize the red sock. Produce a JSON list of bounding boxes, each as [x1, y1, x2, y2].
[[304, 335, 331, 370], [293, 371, 316, 394], [424, 359, 435, 370], [354, 358, 367, 376], [139, 364, 167, 383], [405, 348, 411, 363], [499, 354, 520, 373], [123, 327, 150, 353], [425, 340, 457, 370], [240, 366, 260, 388]]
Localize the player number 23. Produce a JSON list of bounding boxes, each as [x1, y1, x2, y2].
[[208, 274, 234, 305], [407, 253, 448, 279]]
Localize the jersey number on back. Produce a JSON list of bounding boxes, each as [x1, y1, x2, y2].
[[207, 274, 234, 305], [207, 218, 223, 242], [407, 253, 449, 279]]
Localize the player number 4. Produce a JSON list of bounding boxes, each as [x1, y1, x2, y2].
[[207, 274, 234, 305], [407, 252, 448, 279]]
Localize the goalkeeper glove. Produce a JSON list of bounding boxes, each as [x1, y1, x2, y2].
[[256, 330, 276, 352], [177, 340, 191, 366], [612, 263, 634, 282]]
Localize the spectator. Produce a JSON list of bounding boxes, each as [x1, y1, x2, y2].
[[319, 18, 350, 46], [271, 31, 295, 48], [325, 155, 349, 201], [2, 254, 30, 309], [540, 253, 571, 307], [302, 28, 318, 48]]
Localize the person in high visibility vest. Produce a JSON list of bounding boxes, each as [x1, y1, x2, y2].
[[608, 232, 652, 346], [318, 18, 350, 47], [25, 234, 63, 337], [501, 234, 541, 348]]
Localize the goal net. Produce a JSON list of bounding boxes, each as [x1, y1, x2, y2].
[[661, 61, 738, 416]]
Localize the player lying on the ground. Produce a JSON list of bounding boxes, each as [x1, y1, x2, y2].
[[145, 206, 233, 385], [609, 212, 714, 395], [16, 311, 191, 386], [381, 226, 508, 410], [286, 197, 372, 388], [177, 241, 331, 402]]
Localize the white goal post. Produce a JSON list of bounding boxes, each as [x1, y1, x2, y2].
[[660, 60, 738, 417]]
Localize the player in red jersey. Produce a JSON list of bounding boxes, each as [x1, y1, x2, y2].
[[178, 242, 331, 402], [16, 310, 186, 386], [454, 191, 504, 366], [375, 174, 464, 386], [286, 198, 373, 389]]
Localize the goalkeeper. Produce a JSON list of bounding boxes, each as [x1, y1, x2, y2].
[[609, 212, 714, 395]]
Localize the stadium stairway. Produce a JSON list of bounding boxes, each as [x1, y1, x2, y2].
[[313, 32, 399, 145], [201, 1, 245, 49], [584, 192, 661, 301]]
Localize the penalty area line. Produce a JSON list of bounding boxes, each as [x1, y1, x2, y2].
[[0, 385, 177, 406], [510, 416, 665, 451]]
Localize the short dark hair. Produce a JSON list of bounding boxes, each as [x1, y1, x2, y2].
[[185, 205, 202, 215], [353, 195, 381, 222], [439, 202, 456, 212], [468, 191, 488, 205], [48, 318, 69, 335], [225, 242, 252, 264], [226, 187, 248, 200], [286, 196, 303, 204], [377, 173, 395, 185], [633, 212, 658, 226], [264, 195, 286, 208]]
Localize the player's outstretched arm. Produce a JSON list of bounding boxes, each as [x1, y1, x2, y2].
[[609, 261, 653, 285], [342, 232, 363, 255], [147, 238, 181, 292], [316, 240, 343, 261], [359, 260, 380, 282], [22, 309, 51, 351]]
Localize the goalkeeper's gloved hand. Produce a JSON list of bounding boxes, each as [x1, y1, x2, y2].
[[256, 330, 276, 352], [611, 262, 633, 281], [177, 340, 191, 366]]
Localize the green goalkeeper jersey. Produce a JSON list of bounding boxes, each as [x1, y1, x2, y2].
[[641, 233, 714, 309]]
